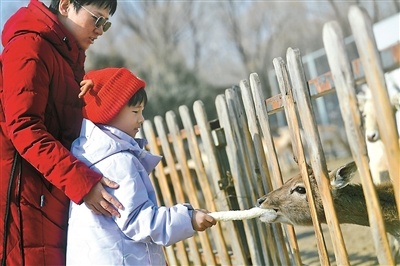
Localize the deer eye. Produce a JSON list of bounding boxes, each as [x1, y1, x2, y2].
[[291, 186, 306, 194]]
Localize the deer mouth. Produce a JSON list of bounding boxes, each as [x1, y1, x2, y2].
[[258, 208, 278, 223]]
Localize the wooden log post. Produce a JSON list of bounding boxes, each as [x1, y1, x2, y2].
[[250, 72, 303, 266], [240, 78, 291, 265], [178, 105, 232, 265], [348, 5, 400, 217], [166, 111, 217, 266], [286, 47, 350, 266], [142, 120, 184, 265], [273, 58, 331, 266], [215, 93, 265, 265], [323, 19, 394, 265], [193, 101, 249, 265], [226, 86, 275, 265], [154, 116, 202, 265]]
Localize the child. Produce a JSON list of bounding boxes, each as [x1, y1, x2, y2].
[[66, 67, 217, 265]]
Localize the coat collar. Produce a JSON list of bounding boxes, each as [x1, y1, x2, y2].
[[73, 119, 162, 173], [2, 0, 86, 81]]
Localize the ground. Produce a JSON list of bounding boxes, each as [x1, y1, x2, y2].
[[296, 223, 381, 265]]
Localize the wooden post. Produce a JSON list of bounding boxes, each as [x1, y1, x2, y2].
[[250, 72, 303, 266], [142, 120, 184, 265], [179, 105, 232, 265], [286, 47, 350, 266], [348, 5, 400, 217], [193, 101, 248, 265], [240, 78, 291, 265], [154, 116, 202, 265], [215, 93, 264, 265], [166, 111, 217, 265], [323, 19, 394, 265], [273, 59, 331, 266]]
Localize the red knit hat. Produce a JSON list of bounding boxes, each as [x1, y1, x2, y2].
[[82, 67, 146, 124]]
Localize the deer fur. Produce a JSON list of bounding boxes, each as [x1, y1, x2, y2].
[[357, 86, 390, 184], [256, 161, 400, 241], [356, 80, 400, 184]]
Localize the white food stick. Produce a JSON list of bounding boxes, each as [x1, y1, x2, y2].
[[209, 207, 274, 221]]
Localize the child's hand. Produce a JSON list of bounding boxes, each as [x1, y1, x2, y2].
[[78, 79, 94, 98], [191, 209, 217, 231]]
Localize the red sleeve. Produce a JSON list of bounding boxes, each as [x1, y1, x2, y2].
[[2, 36, 101, 204]]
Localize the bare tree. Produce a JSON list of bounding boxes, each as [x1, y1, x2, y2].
[[116, 1, 220, 119], [84, 0, 398, 119], [216, 1, 325, 97]]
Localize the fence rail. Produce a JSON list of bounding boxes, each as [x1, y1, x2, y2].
[[266, 42, 400, 115]]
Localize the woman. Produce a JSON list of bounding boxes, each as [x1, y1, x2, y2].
[[0, 0, 121, 265]]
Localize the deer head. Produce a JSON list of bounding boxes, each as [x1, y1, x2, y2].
[[256, 161, 399, 239]]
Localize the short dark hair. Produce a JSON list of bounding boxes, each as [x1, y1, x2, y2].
[[128, 88, 147, 107], [50, 0, 117, 16]]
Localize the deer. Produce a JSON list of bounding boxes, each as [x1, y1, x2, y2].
[[357, 86, 393, 184], [256, 161, 400, 242], [356, 73, 400, 184]]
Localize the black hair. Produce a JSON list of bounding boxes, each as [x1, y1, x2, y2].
[[50, 0, 117, 16], [128, 88, 147, 107]]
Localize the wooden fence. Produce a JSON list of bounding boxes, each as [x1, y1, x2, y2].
[[141, 5, 399, 265]]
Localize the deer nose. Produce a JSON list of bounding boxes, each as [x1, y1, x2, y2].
[[366, 130, 379, 142], [256, 197, 265, 207]]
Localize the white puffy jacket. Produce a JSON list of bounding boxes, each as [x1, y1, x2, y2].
[[67, 119, 195, 265]]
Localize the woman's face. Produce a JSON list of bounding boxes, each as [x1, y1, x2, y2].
[[59, 0, 111, 50]]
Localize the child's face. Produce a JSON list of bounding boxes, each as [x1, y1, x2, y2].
[[108, 102, 145, 138]]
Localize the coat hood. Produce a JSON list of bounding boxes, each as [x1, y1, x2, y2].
[[72, 119, 162, 174], [2, 0, 85, 73]]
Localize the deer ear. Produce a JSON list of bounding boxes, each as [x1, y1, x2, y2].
[[356, 84, 371, 106], [390, 92, 400, 111], [330, 161, 358, 189], [356, 92, 367, 110]]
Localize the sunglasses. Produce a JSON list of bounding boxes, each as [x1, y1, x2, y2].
[[76, 2, 111, 32]]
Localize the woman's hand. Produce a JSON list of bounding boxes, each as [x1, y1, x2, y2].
[[83, 177, 124, 218]]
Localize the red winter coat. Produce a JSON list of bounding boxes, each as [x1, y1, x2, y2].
[[0, 1, 102, 265]]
